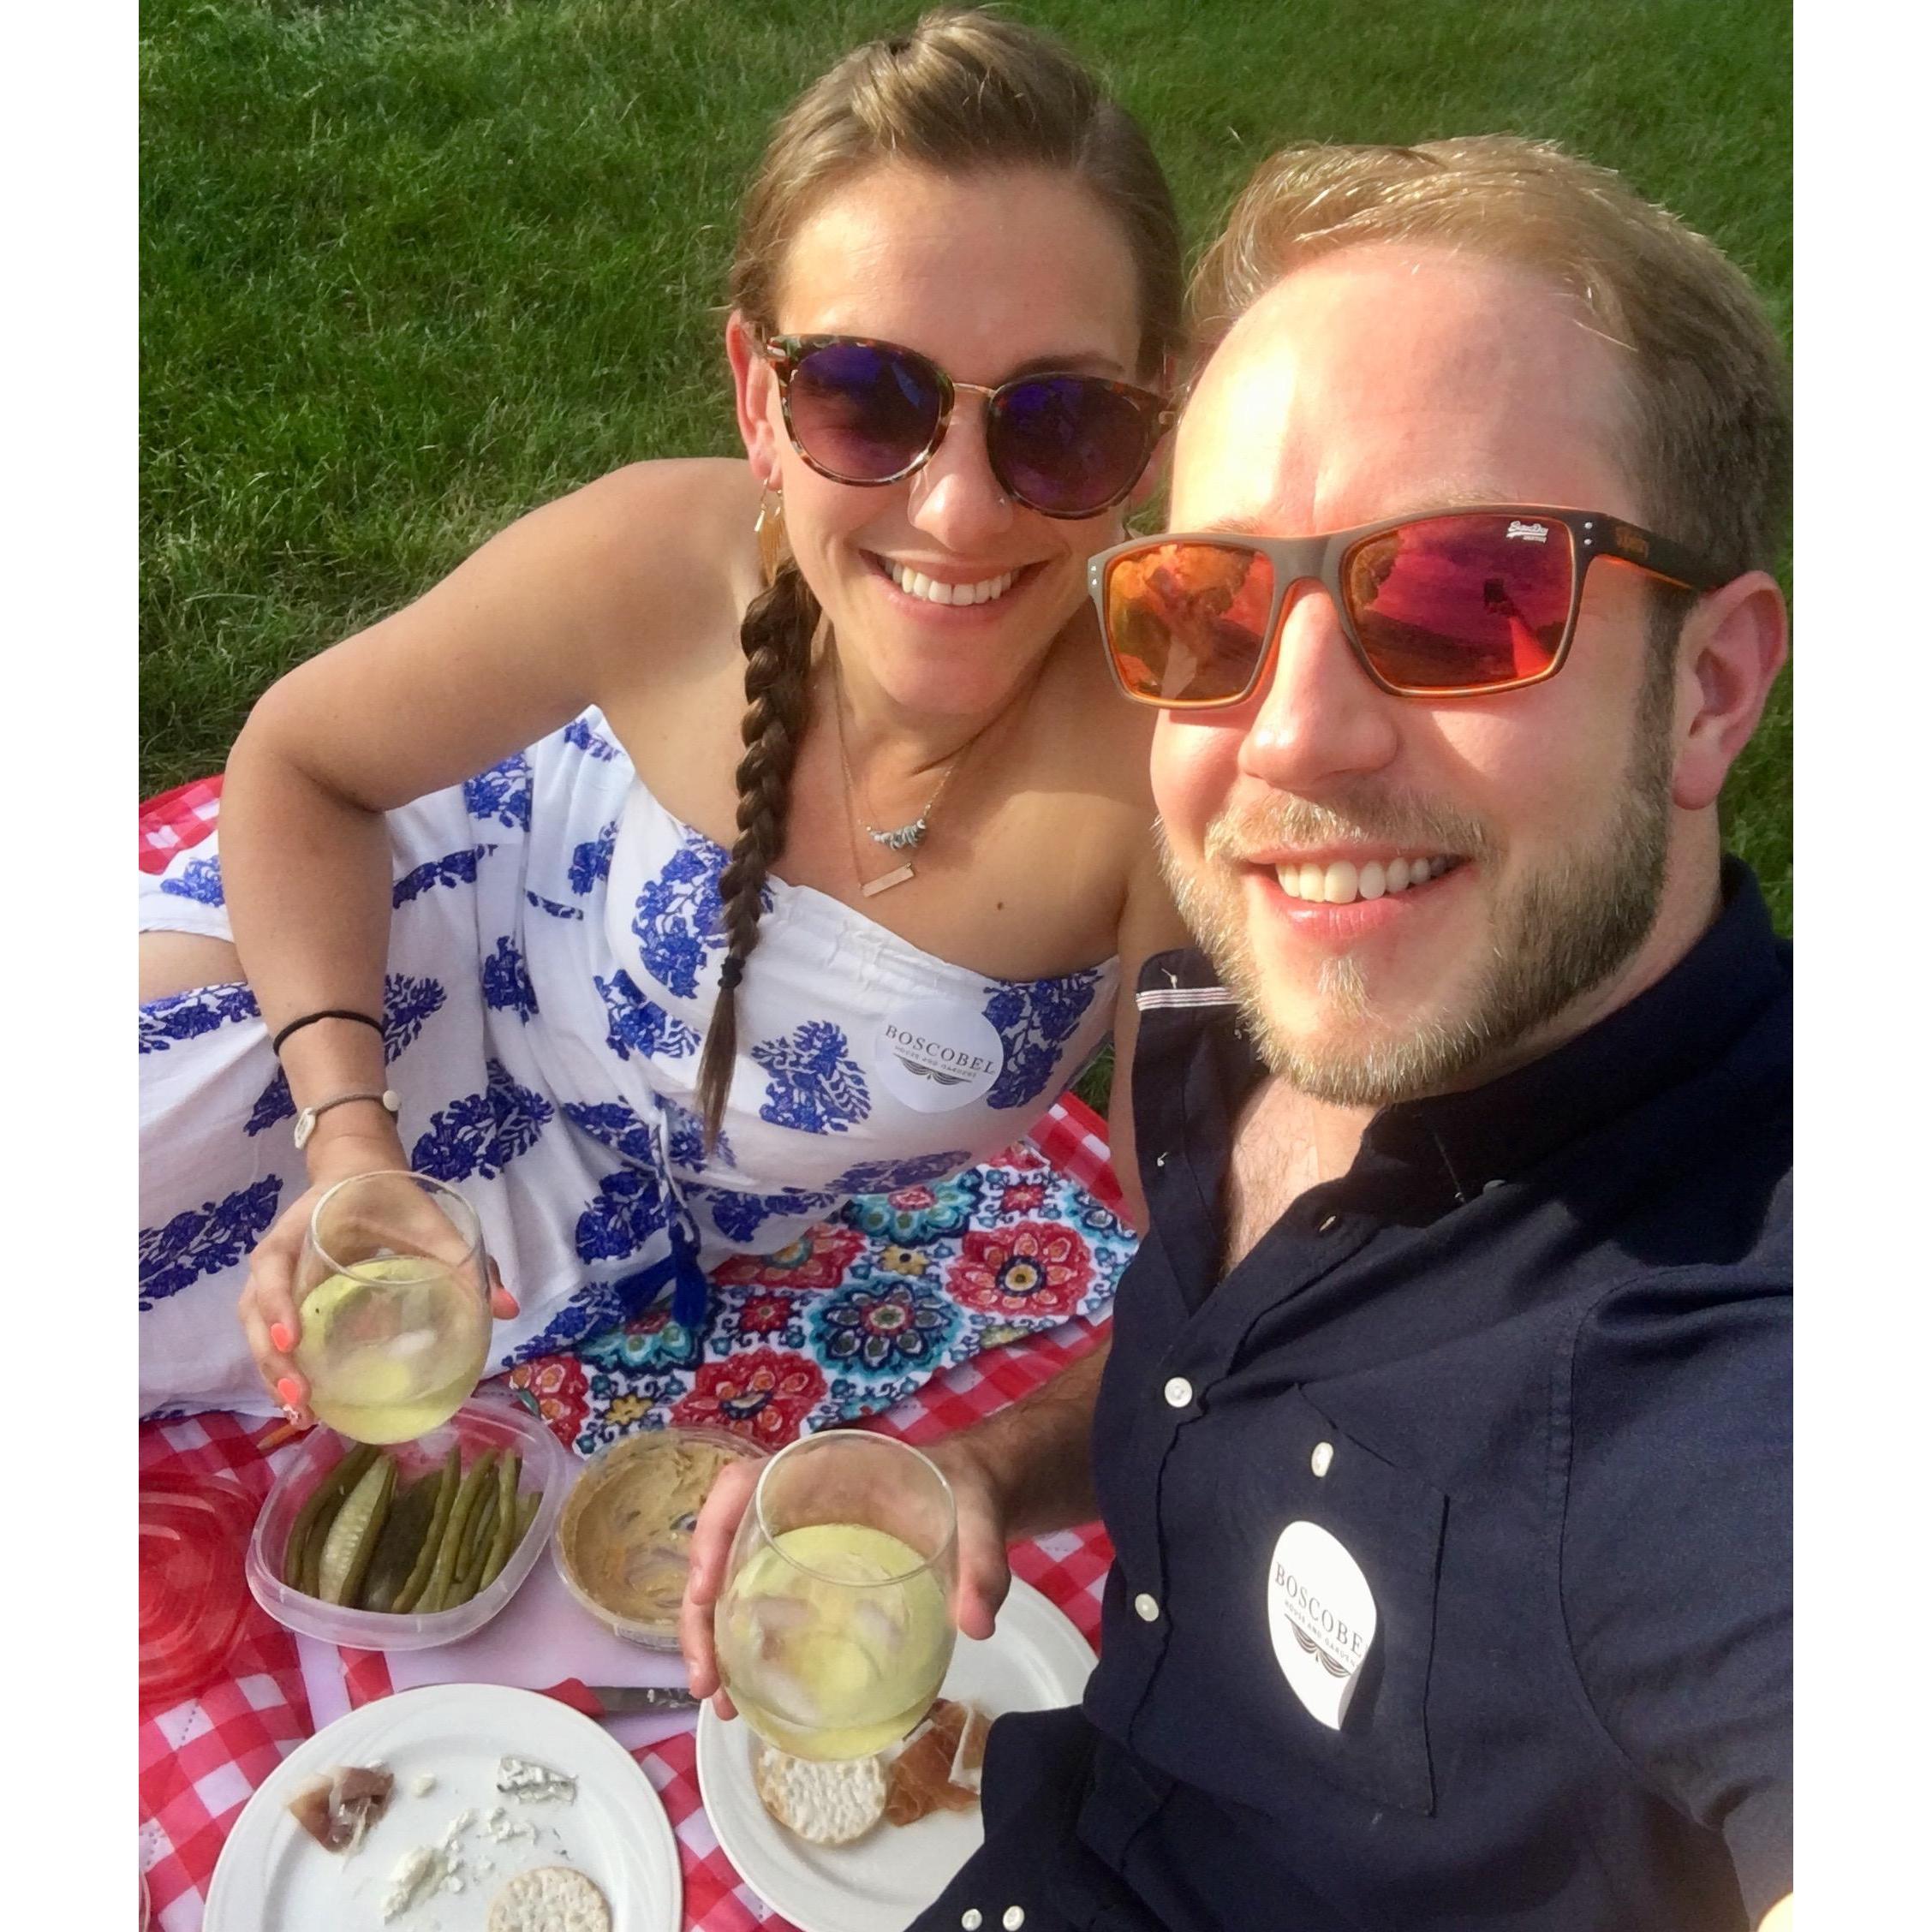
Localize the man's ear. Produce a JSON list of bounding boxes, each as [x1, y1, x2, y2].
[[1671, 569, 1789, 811], [725, 311, 781, 484]]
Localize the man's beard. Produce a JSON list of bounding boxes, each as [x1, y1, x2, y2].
[[1160, 665, 1676, 1109]]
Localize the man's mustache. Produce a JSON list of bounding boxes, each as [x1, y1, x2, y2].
[[1199, 789, 1495, 867]]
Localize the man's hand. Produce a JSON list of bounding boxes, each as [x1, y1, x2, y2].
[[677, 1432, 1016, 1719]]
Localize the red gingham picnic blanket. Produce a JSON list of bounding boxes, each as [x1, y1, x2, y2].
[[139, 772, 1124, 1930]]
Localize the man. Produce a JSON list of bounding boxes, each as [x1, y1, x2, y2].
[[685, 134, 1792, 1930]]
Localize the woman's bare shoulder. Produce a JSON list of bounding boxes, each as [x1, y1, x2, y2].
[[1034, 617, 1162, 809]]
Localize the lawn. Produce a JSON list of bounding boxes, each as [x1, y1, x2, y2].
[[141, 0, 1791, 933]]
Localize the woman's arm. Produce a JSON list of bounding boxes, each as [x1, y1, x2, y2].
[[1102, 833, 1190, 1231]]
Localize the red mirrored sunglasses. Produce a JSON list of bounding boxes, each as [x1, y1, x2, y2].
[[1088, 506, 1725, 706]]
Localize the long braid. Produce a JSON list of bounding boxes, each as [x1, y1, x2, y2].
[[695, 559, 819, 1148]]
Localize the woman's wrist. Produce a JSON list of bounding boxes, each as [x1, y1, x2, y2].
[[303, 1112, 409, 1179]]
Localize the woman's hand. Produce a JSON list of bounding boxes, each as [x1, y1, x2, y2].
[[677, 1431, 1014, 1718], [236, 1127, 519, 1424]]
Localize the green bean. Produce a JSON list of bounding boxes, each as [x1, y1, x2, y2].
[[319, 1453, 397, 1606], [419, 1450, 492, 1614], [283, 1441, 378, 1593], [474, 1452, 522, 1594], [390, 1446, 461, 1615]]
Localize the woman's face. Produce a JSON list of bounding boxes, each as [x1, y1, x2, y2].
[[730, 163, 1149, 721]]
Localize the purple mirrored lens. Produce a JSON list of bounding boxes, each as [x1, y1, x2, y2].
[[788, 341, 945, 481], [991, 377, 1150, 516], [1345, 513, 1574, 689]]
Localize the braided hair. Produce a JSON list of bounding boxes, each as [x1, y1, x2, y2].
[[692, 8, 1182, 1147]]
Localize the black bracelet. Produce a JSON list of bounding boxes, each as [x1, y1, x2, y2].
[[271, 1008, 385, 1057]]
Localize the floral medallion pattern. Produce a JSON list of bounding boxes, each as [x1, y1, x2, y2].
[[158, 855, 225, 906], [509, 1138, 1136, 1459], [392, 844, 496, 909]]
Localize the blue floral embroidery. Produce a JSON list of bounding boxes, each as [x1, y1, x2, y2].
[[384, 973, 447, 1060], [569, 820, 617, 897], [595, 969, 697, 1062], [981, 968, 1104, 1110], [139, 1177, 283, 1310], [630, 826, 769, 999], [575, 1165, 670, 1263], [526, 891, 583, 921], [410, 1059, 554, 1182], [753, 1021, 871, 1135], [246, 1070, 295, 1137], [828, 1151, 972, 1195], [158, 856, 225, 906], [462, 754, 534, 832], [392, 844, 497, 908], [561, 1098, 657, 1166], [688, 1182, 840, 1246], [563, 718, 622, 761], [481, 937, 539, 1023], [662, 1095, 734, 1172], [809, 1276, 962, 1379], [138, 981, 259, 1055]]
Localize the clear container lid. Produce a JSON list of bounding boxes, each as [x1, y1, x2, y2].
[[140, 1470, 257, 1708]]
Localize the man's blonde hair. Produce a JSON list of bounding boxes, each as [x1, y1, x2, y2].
[[1189, 136, 1790, 581]]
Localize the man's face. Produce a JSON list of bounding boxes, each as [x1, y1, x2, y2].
[[1153, 242, 1682, 1106]]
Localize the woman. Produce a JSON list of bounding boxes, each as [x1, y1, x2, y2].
[[139, 7, 1188, 1421]]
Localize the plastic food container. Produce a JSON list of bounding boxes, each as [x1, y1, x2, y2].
[[553, 1425, 765, 1649], [246, 1393, 568, 1649]]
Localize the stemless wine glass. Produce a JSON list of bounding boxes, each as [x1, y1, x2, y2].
[[715, 1431, 958, 1762], [290, 1171, 491, 1445]]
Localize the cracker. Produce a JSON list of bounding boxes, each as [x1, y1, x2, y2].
[[752, 1740, 888, 1846], [485, 1865, 611, 1932]]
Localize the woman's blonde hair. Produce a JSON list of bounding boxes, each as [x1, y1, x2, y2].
[[1189, 135, 1790, 584], [695, 7, 1181, 1145]]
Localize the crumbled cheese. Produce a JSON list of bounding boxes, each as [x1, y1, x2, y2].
[[495, 1756, 577, 1803], [485, 1805, 536, 1844], [410, 1774, 438, 1798], [379, 1846, 445, 1923]]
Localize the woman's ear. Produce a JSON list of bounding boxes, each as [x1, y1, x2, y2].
[[726, 312, 781, 483], [1669, 570, 1789, 812]]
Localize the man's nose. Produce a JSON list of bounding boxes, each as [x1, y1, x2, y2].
[[905, 394, 1017, 548], [1238, 582, 1403, 792]]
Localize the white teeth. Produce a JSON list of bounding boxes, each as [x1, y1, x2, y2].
[[1274, 855, 1457, 904], [886, 561, 1017, 605]]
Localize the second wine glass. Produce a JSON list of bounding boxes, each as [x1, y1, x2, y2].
[[714, 1431, 957, 1762]]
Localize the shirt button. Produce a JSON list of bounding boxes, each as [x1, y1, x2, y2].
[[1134, 1591, 1160, 1623], [1310, 1441, 1334, 1478], [1004, 1911, 1027, 1931], [1316, 1212, 1340, 1233], [1163, 1376, 1194, 1409], [961, 1914, 982, 1930]]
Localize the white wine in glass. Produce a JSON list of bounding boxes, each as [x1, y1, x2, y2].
[[291, 1172, 491, 1444], [715, 1433, 957, 1761]]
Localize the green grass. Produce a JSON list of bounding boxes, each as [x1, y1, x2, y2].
[[142, 0, 1790, 937]]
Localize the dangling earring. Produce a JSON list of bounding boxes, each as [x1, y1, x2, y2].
[[754, 483, 785, 585]]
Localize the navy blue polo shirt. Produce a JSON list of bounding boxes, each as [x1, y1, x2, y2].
[[913, 860, 1790, 1932]]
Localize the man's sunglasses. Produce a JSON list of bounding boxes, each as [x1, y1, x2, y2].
[[1087, 506, 1726, 707], [758, 333, 1173, 521]]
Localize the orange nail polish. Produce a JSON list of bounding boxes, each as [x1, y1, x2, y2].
[[271, 1323, 295, 1352], [276, 1376, 303, 1406]]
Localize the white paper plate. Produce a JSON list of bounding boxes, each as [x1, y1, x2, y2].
[[696, 1577, 1094, 1932], [206, 1681, 680, 1932]]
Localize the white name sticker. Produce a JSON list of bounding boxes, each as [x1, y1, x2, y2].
[[873, 998, 1006, 1114], [1266, 1520, 1378, 1731]]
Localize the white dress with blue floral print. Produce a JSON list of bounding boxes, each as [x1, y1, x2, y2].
[[139, 710, 1118, 1417]]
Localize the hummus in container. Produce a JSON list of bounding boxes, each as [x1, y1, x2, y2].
[[554, 1426, 763, 1647]]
